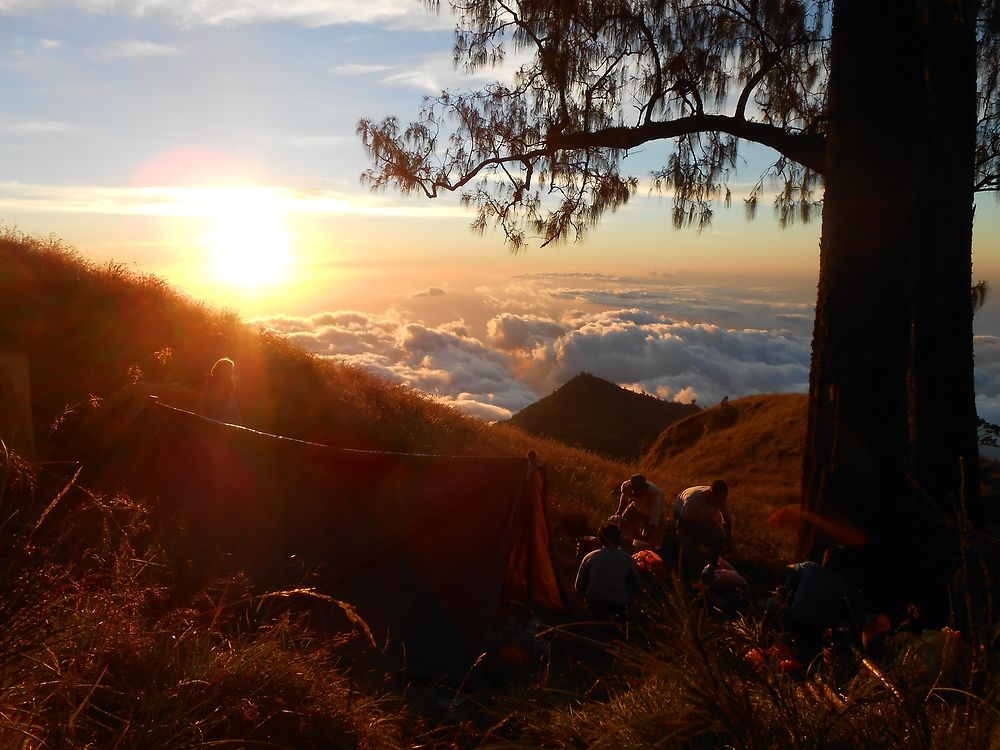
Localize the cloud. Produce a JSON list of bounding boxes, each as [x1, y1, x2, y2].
[[538, 277, 816, 336], [0, 182, 471, 219], [0, 1, 449, 30], [439, 395, 513, 421], [0, 119, 75, 133], [380, 48, 535, 93], [95, 40, 182, 59], [251, 310, 536, 419], [526, 311, 811, 406], [410, 287, 446, 298], [329, 63, 393, 76], [243, 276, 1000, 427], [975, 335, 1000, 424], [251, 288, 815, 421], [487, 313, 568, 351]]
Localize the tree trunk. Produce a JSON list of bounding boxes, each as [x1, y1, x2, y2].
[[802, 0, 980, 621]]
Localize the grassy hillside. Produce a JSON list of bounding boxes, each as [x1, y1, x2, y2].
[[1, 231, 469, 454], [0, 229, 631, 527], [507, 371, 700, 462], [0, 230, 810, 567], [642, 393, 809, 566]]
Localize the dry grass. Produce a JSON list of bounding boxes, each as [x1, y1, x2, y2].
[[482, 581, 1000, 749], [0, 457, 408, 749], [643, 394, 808, 571]]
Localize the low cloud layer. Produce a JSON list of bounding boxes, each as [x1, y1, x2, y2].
[[251, 275, 816, 421], [974, 335, 1000, 425], [251, 274, 1000, 425]]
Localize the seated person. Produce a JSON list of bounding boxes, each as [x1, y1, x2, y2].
[[783, 546, 861, 660], [574, 524, 642, 620]]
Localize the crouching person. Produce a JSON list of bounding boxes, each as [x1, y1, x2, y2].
[[575, 524, 642, 620], [675, 479, 733, 582], [614, 474, 666, 547]]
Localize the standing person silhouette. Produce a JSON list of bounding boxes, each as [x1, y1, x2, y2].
[[202, 357, 241, 423]]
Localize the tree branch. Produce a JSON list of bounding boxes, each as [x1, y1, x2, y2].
[[550, 114, 827, 174]]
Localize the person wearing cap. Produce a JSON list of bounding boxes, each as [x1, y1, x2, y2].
[[613, 474, 666, 546], [574, 524, 643, 620], [674, 479, 733, 578]]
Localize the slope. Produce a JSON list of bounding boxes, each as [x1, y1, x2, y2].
[[642, 393, 809, 565], [0, 229, 631, 527], [508, 372, 700, 462]]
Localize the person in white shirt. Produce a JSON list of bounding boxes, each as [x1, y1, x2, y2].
[[674, 480, 733, 578], [574, 524, 642, 619], [613, 474, 665, 546]]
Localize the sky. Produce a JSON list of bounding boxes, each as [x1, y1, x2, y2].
[[3, 0, 1000, 423]]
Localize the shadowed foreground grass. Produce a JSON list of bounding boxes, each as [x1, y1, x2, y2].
[[481, 581, 1000, 749], [0, 459, 410, 749]]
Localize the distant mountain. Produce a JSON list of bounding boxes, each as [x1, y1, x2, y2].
[[507, 372, 700, 462]]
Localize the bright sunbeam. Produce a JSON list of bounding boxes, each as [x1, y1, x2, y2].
[[202, 188, 293, 289]]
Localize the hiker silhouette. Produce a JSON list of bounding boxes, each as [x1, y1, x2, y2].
[[202, 357, 241, 423]]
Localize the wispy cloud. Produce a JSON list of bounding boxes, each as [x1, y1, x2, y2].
[[329, 63, 393, 76], [0, 118, 75, 133], [0, 1, 448, 30], [411, 287, 446, 298], [380, 49, 534, 93], [0, 181, 471, 218], [95, 40, 182, 60]]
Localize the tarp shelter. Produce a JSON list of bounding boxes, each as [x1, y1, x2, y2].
[[73, 381, 202, 462], [0, 351, 34, 460], [87, 399, 566, 679]]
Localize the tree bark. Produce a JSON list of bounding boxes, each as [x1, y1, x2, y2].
[[802, 0, 980, 621]]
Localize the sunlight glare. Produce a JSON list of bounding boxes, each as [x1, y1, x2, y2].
[[203, 188, 293, 289]]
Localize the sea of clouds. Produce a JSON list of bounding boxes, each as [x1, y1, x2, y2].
[[251, 272, 816, 420], [250, 271, 1000, 425]]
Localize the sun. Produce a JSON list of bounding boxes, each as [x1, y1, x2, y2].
[[202, 188, 293, 289]]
